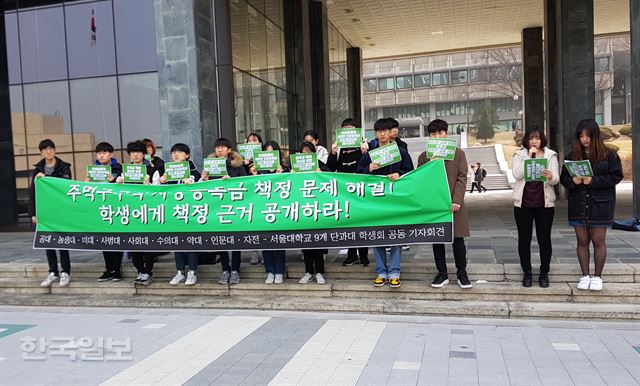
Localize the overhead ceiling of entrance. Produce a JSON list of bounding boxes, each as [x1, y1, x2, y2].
[[326, 0, 630, 59]]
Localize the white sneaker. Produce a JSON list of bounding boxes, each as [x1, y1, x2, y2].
[[274, 274, 284, 284], [298, 273, 314, 284], [59, 272, 70, 287], [185, 271, 197, 285], [402, 246, 410, 251], [40, 272, 58, 287], [139, 273, 152, 286], [315, 273, 326, 285], [577, 275, 591, 290], [589, 276, 603, 291], [265, 273, 275, 284], [170, 271, 186, 286], [338, 249, 349, 255], [134, 273, 143, 283]]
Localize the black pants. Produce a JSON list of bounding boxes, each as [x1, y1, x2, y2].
[[470, 181, 486, 192], [347, 247, 368, 260], [432, 237, 467, 274], [303, 250, 325, 275], [131, 252, 156, 275], [219, 251, 241, 272], [103, 251, 123, 273], [46, 249, 70, 275], [514, 206, 554, 274]]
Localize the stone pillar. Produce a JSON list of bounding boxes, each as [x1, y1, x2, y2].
[[347, 47, 363, 127], [308, 1, 330, 146], [210, 0, 235, 144], [0, 12, 17, 226], [522, 27, 544, 131], [544, 0, 559, 151], [631, 0, 640, 220]]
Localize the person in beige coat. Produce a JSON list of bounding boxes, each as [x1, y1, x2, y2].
[[511, 127, 560, 288], [418, 119, 471, 289]]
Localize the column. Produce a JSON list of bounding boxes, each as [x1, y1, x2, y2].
[[0, 13, 17, 225], [631, 0, 640, 221], [522, 27, 544, 131], [347, 47, 363, 127]]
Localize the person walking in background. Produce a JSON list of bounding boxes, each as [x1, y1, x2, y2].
[[511, 127, 560, 288], [560, 119, 623, 291], [470, 162, 487, 193]]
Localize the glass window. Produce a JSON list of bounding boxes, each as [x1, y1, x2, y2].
[[65, 1, 117, 78], [413, 56, 430, 72], [595, 57, 610, 72], [248, 0, 265, 14], [470, 68, 487, 83], [250, 76, 264, 132], [451, 52, 467, 67], [230, 0, 250, 72], [451, 70, 468, 84], [363, 79, 377, 92], [431, 54, 448, 69], [414, 73, 430, 88], [113, 0, 158, 73], [5, 13, 21, 84], [432, 72, 449, 86], [10, 85, 25, 157], [23, 81, 72, 157], [469, 50, 487, 66], [248, 5, 267, 78], [396, 76, 413, 89], [264, 0, 283, 28], [19, 6, 68, 82], [394, 59, 412, 73], [378, 77, 394, 91], [69, 77, 120, 149], [266, 20, 284, 87], [118, 73, 161, 145]]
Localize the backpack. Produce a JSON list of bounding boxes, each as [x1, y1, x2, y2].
[[482, 168, 487, 178]]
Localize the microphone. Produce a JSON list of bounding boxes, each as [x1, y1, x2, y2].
[[531, 148, 536, 159]]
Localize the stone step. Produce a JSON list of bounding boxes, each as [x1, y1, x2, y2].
[[2, 294, 639, 320]]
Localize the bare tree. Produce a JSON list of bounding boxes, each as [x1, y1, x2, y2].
[[487, 47, 523, 99]]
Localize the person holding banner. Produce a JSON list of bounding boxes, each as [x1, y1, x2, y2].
[[511, 127, 560, 288], [242, 133, 267, 266], [327, 118, 370, 268], [560, 119, 623, 291], [303, 129, 329, 164], [29, 139, 73, 288], [161, 143, 202, 286], [84, 142, 124, 282], [417, 119, 472, 289], [202, 138, 247, 285], [357, 118, 414, 288]]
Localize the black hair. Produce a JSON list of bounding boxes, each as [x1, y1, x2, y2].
[[263, 140, 281, 151], [246, 132, 263, 143], [38, 139, 56, 151], [299, 141, 316, 153], [426, 119, 449, 134], [571, 118, 608, 163], [303, 130, 320, 142], [214, 138, 233, 149], [373, 118, 393, 131], [522, 126, 548, 150], [387, 117, 399, 129], [142, 138, 156, 156], [126, 140, 147, 154], [95, 142, 114, 153], [170, 143, 191, 154], [341, 118, 358, 127]]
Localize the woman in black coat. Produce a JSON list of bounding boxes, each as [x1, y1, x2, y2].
[[560, 119, 623, 292]]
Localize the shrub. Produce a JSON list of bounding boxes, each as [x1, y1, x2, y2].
[[619, 126, 632, 136], [599, 126, 619, 141], [604, 143, 619, 152]]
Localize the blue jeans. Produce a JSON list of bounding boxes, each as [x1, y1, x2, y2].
[[175, 252, 198, 271], [373, 246, 401, 279], [263, 250, 286, 275]]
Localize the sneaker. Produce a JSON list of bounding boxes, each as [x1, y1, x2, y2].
[[342, 255, 359, 266], [185, 271, 197, 285], [389, 277, 401, 288], [338, 249, 349, 255], [402, 246, 410, 251], [457, 272, 472, 289], [373, 277, 386, 287], [112, 272, 122, 282], [589, 276, 603, 291], [59, 272, 70, 287], [315, 273, 326, 285], [360, 256, 370, 267], [139, 273, 152, 286], [274, 274, 284, 284], [98, 271, 113, 282], [249, 253, 262, 265], [431, 272, 449, 288], [577, 275, 591, 290], [229, 271, 240, 284], [170, 271, 186, 286], [40, 272, 58, 287], [299, 273, 314, 284], [265, 272, 275, 284], [134, 273, 144, 284], [218, 271, 230, 284]]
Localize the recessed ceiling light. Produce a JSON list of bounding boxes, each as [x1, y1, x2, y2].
[[344, 8, 354, 13], [431, 31, 444, 35]]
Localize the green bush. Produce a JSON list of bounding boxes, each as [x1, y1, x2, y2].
[[605, 143, 620, 153], [599, 126, 619, 141], [619, 126, 632, 136]]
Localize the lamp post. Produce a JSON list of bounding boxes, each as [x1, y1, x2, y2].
[[513, 94, 520, 130]]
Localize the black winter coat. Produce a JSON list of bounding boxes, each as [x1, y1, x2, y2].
[[28, 157, 72, 217], [560, 150, 623, 224]]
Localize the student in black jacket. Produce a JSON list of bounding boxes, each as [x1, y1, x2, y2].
[[30, 139, 73, 289], [202, 138, 247, 285], [84, 142, 124, 282], [560, 119, 623, 291], [357, 118, 414, 288], [143, 138, 165, 176], [327, 118, 369, 267]]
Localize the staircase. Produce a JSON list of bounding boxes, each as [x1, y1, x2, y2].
[[2, 262, 639, 320], [463, 146, 511, 190]]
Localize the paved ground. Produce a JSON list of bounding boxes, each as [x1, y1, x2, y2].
[[2, 183, 638, 268], [0, 306, 639, 386]]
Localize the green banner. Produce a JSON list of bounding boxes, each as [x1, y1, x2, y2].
[[122, 164, 146, 183], [203, 158, 228, 176], [34, 161, 453, 251], [426, 138, 457, 160], [368, 142, 401, 167], [290, 153, 317, 173], [564, 160, 594, 177], [336, 128, 362, 148], [86, 165, 111, 182], [524, 158, 548, 182]]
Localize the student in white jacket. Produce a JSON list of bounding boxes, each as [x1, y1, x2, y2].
[[511, 127, 560, 288]]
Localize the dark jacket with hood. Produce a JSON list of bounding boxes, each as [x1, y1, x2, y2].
[[327, 148, 363, 174], [96, 158, 122, 182], [207, 151, 247, 179], [356, 144, 414, 176], [28, 157, 72, 217]]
